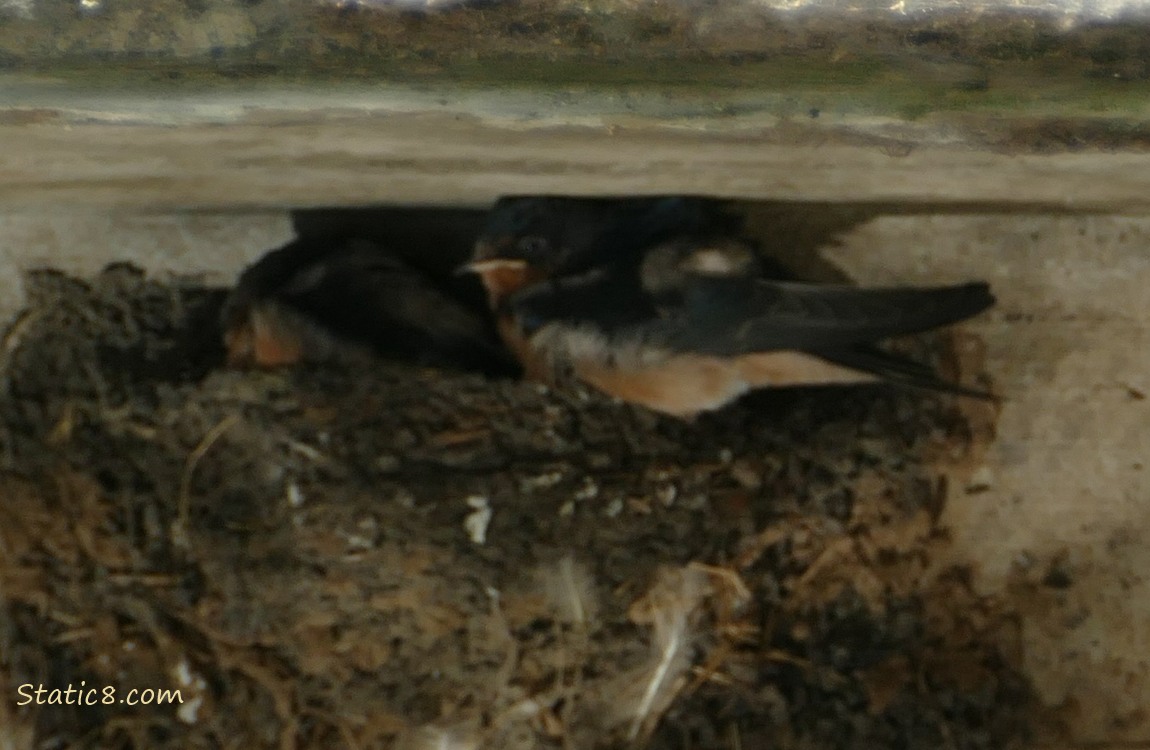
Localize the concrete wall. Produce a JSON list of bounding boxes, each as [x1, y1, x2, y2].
[[829, 212, 1150, 745]]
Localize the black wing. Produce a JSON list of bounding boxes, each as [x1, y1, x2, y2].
[[812, 344, 994, 399], [508, 249, 994, 394], [667, 277, 995, 355], [511, 254, 991, 350]]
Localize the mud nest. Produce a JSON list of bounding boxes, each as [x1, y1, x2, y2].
[[0, 265, 1029, 749]]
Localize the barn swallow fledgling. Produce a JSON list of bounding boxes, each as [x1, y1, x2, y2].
[[464, 196, 754, 380], [465, 196, 746, 304], [464, 198, 995, 418], [223, 236, 519, 377]]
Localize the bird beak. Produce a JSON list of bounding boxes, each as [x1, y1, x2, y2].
[[455, 258, 529, 276], [456, 237, 528, 276]]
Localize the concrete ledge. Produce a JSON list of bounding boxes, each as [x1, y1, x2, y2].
[[4, 0, 1150, 210], [5, 109, 1150, 210]]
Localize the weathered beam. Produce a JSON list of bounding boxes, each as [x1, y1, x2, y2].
[[3, 1, 1150, 209], [4, 103, 1150, 210]]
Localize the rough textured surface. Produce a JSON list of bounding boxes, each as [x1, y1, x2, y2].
[[823, 211, 1150, 745], [0, 265, 1024, 750], [0, 206, 1146, 748], [0, 212, 293, 321], [3, 2, 1148, 743], [7, 117, 1150, 211], [4, 0, 1150, 211], [4, 0, 1150, 93]]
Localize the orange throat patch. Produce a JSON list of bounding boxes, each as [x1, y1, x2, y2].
[[475, 265, 542, 309], [476, 264, 554, 381], [224, 304, 306, 368]]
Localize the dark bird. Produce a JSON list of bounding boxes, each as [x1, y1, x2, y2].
[[464, 195, 753, 381], [464, 197, 996, 418], [223, 236, 519, 376], [466, 196, 745, 305]]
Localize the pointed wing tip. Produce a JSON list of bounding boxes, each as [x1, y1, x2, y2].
[[956, 280, 996, 317]]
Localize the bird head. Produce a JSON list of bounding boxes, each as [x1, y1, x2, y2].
[[459, 197, 610, 303], [460, 195, 741, 306]]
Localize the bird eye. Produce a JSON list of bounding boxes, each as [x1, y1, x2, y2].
[[516, 236, 549, 257]]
